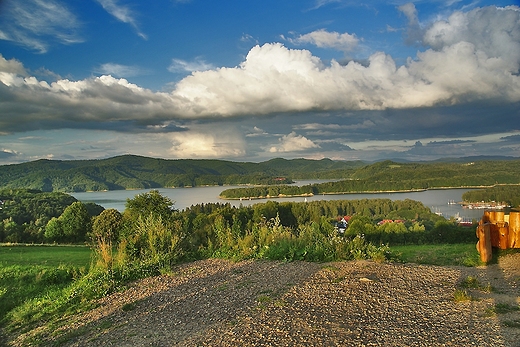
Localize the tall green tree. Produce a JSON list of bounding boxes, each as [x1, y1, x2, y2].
[[44, 217, 64, 243], [90, 208, 122, 244], [124, 190, 176, 223], [53, 202, 92, 243]]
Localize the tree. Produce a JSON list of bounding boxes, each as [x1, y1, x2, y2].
[[124, 190, 176, 223], [347, 215, 376, 235], [44, 217, 64, 243], [90, 208, 122, 244], [58, 202, 92, 243], [3, 218, 22, 243]]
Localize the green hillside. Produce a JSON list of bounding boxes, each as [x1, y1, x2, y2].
[[2, 155, 519, 195], [220, 159, 520, 200], [0, 155, 364, 192]]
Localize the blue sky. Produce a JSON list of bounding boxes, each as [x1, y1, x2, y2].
[[0, 0, 519, 164]]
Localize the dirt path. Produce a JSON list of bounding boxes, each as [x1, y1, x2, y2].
[[9, 254, 520, 347]]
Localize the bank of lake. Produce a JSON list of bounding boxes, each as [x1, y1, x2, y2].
[[72, 180, 485, 222]]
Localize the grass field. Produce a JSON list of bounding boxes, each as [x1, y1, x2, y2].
[[390, 243, 483, 267], [0, 244, 92, 267], [0, 244, 93, 330]]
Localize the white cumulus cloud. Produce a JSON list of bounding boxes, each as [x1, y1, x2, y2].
[[169, 129, 246, 158], [269, 132, 320, 153], [288, 29, 359, 52], [0, 6, 518, 134]]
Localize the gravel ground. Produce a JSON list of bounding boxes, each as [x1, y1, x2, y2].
[[8, 254, 520, 347]]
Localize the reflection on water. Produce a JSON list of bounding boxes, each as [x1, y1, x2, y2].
[[71, 180, 484, 221]]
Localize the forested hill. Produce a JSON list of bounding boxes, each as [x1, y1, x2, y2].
[[220, 159, 520, 199], [2, 155, 519, 193], [0, 155, 364, 192]]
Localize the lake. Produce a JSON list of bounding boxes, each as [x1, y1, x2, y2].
[[71, 180, 485, 221]]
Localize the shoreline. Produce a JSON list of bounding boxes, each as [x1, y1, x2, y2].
[[218, 186, 493, 201]]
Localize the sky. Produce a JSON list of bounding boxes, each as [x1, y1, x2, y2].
[[0, 0, 519, 165]]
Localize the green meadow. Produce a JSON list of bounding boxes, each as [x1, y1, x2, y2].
[[391, 243, 483, 267], [0, 244, 92, 267], [0, 245, 92, 333]]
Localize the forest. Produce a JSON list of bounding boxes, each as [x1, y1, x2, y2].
[[0, 189, 475, 248], [220, 160, 520, 201], [0, 189, 103, 243], [461, 185, 520, 208], [0, 155, 361, 192], [2, 155, 519, 194]]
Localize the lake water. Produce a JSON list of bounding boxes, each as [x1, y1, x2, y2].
[[71, 180, 485, 221]]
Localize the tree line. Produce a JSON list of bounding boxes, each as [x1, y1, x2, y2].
[[4, 156, 519, 194], [462, 185, 520, 208], [220, 160, 520, 199], [1, 189, 477, 248]]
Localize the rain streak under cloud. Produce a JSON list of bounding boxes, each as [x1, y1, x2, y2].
[[0, 1, 519, 164]]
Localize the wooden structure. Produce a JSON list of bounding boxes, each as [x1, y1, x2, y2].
[[476, 209, 520, 262]]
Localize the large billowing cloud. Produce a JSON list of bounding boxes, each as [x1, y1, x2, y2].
[[174, 4, 520, 115], [0, 5, 519, 134], [268, 132, 320, 153], [169, 128, 246, 158]]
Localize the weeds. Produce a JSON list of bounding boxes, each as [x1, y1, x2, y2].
[[459, 276, 480, 289], [459, 276, 494, 293], [209, 214, 392, 263], [255, 294, 272, 310], [484, 303, 520, 316], [122, 301, 140, 312], [503, 319, 520, 328], [453, 289, 473, 302]]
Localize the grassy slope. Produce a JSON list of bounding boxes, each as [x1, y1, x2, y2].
[[0, 245, 92, 328], [390, 243, 482, 267], [0, 245, 92, 267]]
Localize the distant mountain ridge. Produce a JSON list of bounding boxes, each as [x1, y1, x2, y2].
[[1, 154, 519, 193], [0, 155, 364, 192]]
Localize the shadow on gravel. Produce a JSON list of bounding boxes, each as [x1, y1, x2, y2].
[[456, 249, 520, 347], [58, 259, 322, 347], [12, 257, 519, 347]]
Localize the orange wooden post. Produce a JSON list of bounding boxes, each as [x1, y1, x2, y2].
[[497, 222, 509, 250], [509, 211, 520, 249], [490, 223, 500, 248], [476, 223, 492, 263], [487, 210, 495, 224], [495, 210, 505, 223], [483, 210, 491, 223]]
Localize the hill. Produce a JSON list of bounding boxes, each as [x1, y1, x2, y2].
[[220, 159, 520, 199], [11, 256, 519, 346], [0, 155, 364, 192], [2, 155, 520, 194]]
